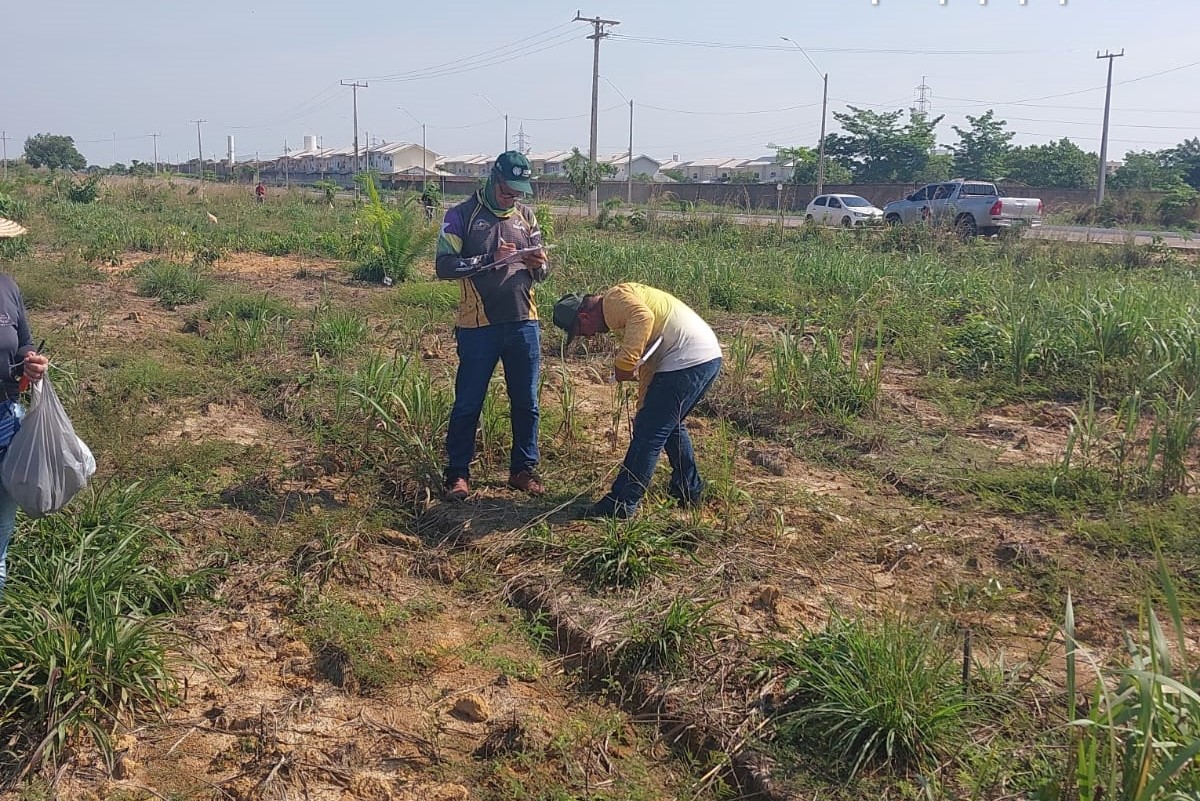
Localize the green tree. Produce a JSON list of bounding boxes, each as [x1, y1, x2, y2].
[[1004, 138, 1097, 188], [824, 107, 943, 183], [563, 147, 616, 197], [773, 145, 852, 185], [23, 133, 87, 171], [661, 168, 685, 182], [1163, 137, 1200, 189], [1110, 150, 1185, 190], [914, 152, 953, 183], [950, 110, 1014, 180]]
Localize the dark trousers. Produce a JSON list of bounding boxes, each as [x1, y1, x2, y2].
[[603, 357, 722, 514], [444, 321, 540, 482]]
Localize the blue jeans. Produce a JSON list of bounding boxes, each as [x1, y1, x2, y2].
[[601, 358, 721, 515], [0, 400, 25, 597], [445, 321, 541, 482]]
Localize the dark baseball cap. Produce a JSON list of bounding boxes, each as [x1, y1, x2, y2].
[[493, 151, 534, 194], [552, 293, 586, 346]]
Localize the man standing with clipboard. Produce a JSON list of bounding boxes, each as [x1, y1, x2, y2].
[[435, 151, 549, 501], [552, 284, 722, 519]]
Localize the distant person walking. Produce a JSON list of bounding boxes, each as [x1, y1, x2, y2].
[[552, 283, 722, 519], [0, 217, 50, 597], [255, 182, 266, 204], [435, 151, 548, 501]]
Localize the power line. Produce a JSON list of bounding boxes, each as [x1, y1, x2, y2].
[[366, 29, 581, 84], [610, 34, 1058, 56], [933, 58, 1200, 108], [363, 22, 576, 82], [638, 101, 822, 116]]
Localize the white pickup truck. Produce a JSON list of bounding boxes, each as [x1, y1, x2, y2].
[[882, 180, 1043, 237]]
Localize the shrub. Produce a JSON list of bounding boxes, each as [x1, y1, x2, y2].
[[1157, 187, 1199, 229]]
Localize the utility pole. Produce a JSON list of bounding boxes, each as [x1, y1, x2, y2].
[[626, 99, 634, 204], [149, 133, 160, 175], [575, 11, 620, 217], [190, 119, 206, 180], [1096, 49, 1124, 206], [112, 132, 118, 167], [341, 79, 368, 182], [283, 139, 290, 188], [1, 131, 8, 181]]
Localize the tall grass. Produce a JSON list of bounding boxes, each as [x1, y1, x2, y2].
[[1059, 560, 1200, 800], [0, 483, 210, 778]]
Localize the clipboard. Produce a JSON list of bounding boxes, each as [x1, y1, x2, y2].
[[488, 243, 555, 270]]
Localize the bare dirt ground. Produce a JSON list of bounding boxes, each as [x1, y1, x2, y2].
[[17, 250, 1192, 800]]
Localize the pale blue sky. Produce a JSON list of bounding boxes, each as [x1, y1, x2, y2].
[[3, 0, 1197, 167]]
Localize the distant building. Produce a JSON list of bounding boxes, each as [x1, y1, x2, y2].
[[438, 154, 493, 177], [600, 153, 663, 182]]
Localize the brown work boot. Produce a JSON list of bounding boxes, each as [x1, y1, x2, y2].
[[444, 477, 470, 502], [507, 470, 545, 497]]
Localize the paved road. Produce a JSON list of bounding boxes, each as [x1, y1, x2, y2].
[[1031, 224, 1198, 250], [550, 205, 1200, 251]]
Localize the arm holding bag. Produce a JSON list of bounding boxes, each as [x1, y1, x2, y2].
[[0, 375, 97, 518]]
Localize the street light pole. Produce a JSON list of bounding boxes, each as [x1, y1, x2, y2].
[[780, 37, 829, 195], [399, 106, 428, 183], [816, 72, 828, 195], [475, 94, 508, 152]]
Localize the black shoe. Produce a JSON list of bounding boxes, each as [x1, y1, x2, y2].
[[582, 498, 635, 520]]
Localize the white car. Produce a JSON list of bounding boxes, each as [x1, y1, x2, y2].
[[804, 194, 884, 227]]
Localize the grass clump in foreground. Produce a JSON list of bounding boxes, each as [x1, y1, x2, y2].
[[569, 516, 689, 590], [615, 596, 721, 675], [134, 257, 211, 308], [762, 614, 981, 780], [0, 483, 212, 778]]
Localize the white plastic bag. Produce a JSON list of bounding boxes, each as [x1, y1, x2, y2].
[[0, 375, 96, 518]]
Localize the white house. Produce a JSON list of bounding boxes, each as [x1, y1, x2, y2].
[[438, 154, 493, 177], [679, 157, 742, 182], [736, 156, 795, 183], [528, 150, 574, 177], [601, 153, 662, 181], [366, 142, 441, 175]]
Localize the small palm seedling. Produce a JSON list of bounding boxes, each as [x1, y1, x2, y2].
[[352, 173, 437, 284]]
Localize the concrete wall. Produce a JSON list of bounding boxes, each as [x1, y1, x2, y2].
[[262, 172, 1164, 214]]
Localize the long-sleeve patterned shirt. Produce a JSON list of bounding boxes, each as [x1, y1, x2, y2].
[[434, 192, 547, 328]]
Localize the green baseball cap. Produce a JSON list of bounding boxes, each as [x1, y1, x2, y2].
[[493, 151, 534, 194], [552, 293, 586, 346]]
